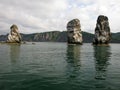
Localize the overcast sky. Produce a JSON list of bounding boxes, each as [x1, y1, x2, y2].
[[0, 0, 120, 35]]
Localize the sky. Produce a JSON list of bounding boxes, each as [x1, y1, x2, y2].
[[0, 0, 120, 35]]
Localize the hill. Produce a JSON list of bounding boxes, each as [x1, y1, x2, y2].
[[0, 31, 119, 43], [111, 32, 120, 43]]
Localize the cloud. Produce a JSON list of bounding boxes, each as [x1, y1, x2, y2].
[[0, 0, 120, 35]]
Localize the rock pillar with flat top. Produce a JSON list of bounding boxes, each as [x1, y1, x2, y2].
[[67, 19, 83, 44]]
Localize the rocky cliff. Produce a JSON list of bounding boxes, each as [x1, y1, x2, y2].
[[21, 31, 67, 42]]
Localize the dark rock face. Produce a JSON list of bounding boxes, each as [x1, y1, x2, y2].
[[67, 19, 83, 44], [93, 15, 111, 45], [7, 24, 22, 43]]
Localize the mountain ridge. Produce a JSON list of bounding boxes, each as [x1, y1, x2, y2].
[[0, 31, 120, 43]]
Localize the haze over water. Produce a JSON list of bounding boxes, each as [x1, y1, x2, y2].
[[0, 43, 120, 90]]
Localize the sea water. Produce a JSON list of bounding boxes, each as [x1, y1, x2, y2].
[[0, 42, 120, 90]]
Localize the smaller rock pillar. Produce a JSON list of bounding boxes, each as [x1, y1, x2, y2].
[[7, 24, 22, 43]]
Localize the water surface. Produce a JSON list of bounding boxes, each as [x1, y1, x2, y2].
[[0, 43, 120, 90]]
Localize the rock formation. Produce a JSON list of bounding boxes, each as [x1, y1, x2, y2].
[[7, 24, 22, 43], [67, 19, 83, 44], [93, 15, 111, 45]]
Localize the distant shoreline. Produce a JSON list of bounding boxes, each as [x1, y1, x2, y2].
[[0, 31, 120, 43]]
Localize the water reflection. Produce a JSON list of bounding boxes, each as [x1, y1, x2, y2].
[[9, 44, 20, 63], [66, 44, 81, 78], [94, 46, 111, 80]]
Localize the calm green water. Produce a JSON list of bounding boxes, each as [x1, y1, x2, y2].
[[0, 43, 120, 90]]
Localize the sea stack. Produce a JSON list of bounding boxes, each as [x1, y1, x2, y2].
[[93, 15, 111, 45], [7, 24, 22, 43], [67, 19, 83, 44]]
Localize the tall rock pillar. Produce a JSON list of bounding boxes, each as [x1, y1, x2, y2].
[[93, 15, 111, 45], [67, 19, 83, 44]]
